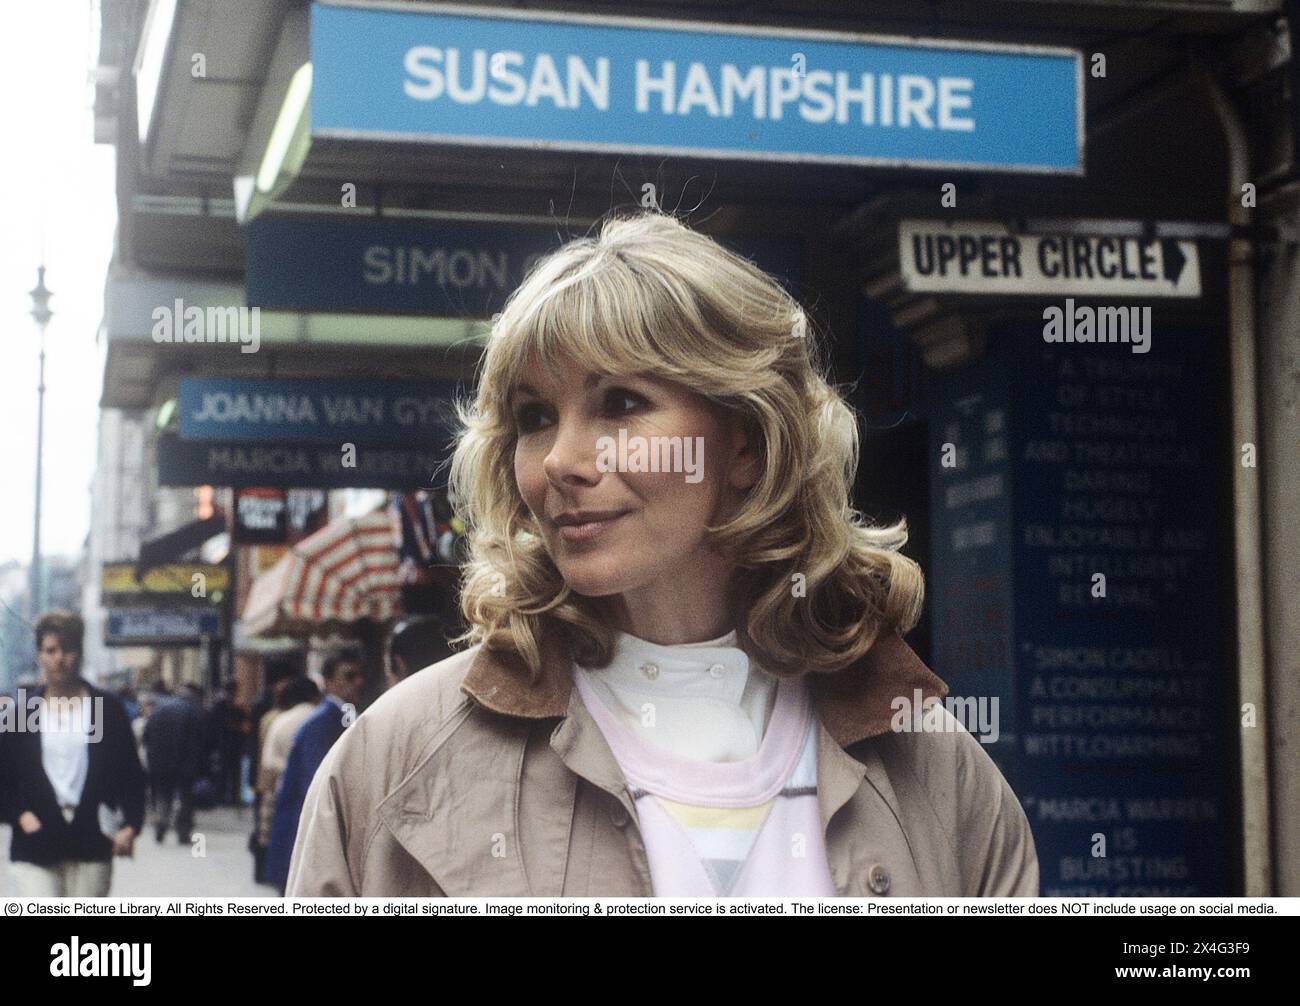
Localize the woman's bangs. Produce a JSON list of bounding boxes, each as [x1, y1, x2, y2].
[[495, 267, 666, 398]]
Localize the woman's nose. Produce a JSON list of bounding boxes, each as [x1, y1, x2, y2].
[[542, 417, 603, 487]]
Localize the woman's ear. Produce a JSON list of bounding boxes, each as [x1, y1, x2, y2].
[[725, 414, 764, 492]]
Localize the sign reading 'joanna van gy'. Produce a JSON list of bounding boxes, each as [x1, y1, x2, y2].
[[178, 377, 458, 443], [899, 221, 1202, 298], [310, 2, 1083, 173]]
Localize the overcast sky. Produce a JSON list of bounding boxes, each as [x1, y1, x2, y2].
[[0, 1, 114, 565]]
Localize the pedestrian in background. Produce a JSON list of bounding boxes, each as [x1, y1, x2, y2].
[[247, 654, 302, 884], [143, 682, 206, 845], [131, 695, 153, 809], [131, 695, 153, 771], [207, 687, 246, 806], [265, 648, 365, 893], [0, 692, 16, 842], [255, 675, 319, 871], [0, 611, 144, 896], [117, 686, 139, 724], [384, 615, 455, 690], [249, 675, 293, 882]]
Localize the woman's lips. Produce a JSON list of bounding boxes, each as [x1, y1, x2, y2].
[[555, 511, 630, 543]]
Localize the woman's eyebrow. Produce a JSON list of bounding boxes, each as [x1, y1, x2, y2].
[[511, 373, 607, 404], [511, 382, 540, 401]]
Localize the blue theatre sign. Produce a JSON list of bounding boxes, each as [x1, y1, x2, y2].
[[245, 216, 801, 315], [311, 1, 1083, 174]]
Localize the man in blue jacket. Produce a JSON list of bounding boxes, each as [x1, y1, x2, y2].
[[264, 648, 366, 893]]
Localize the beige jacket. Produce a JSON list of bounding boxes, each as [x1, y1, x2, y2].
[[257, 701, 318, 848], [285, 631, 1039, 897]]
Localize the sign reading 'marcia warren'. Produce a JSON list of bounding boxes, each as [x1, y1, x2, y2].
[[157, 434, 446, 490], [311, 2, 1082, 173]]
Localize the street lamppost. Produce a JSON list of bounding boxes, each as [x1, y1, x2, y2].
[[28, 265, 52, 619]]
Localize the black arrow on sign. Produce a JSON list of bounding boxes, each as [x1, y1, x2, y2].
[[1161, 239, 1187, 285]]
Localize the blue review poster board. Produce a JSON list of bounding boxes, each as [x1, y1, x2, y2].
[[310, 1, 1082, 173], [929, 325, 1233, 895], [926, 359, 1017, 777]]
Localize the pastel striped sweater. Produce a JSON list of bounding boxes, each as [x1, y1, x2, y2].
[[573, 631, 836, 897]]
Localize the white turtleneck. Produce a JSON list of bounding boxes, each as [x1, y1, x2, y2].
[[572, 629, 780, 763]]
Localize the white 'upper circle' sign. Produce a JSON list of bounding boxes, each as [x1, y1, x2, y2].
[[899, 220, 1201, 298]]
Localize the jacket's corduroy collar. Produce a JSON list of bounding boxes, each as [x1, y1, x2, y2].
[[461, 629, 949, 748]]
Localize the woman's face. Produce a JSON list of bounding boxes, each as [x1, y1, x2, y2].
[[511, 354, 759, 611]]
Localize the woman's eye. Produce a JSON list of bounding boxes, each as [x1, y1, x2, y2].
[[603, 387, 646, 416], [514, 402, 552, 433]]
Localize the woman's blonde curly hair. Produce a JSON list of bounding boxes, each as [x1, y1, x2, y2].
[[447, 209, 923, 678]]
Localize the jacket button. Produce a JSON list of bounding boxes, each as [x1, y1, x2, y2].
[[867, 864, 891, 895], [609, 802, 630, 828]]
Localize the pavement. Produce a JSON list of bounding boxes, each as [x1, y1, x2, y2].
[[0, 804, 280, 898]]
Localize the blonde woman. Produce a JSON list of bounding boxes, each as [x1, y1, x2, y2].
[[286, 210, 1038, 897]]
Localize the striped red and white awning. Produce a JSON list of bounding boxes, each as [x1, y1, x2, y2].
[[241, 510, 401, 637]]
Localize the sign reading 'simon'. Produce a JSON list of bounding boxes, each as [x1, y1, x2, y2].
[[899, 221, 1201, 298]]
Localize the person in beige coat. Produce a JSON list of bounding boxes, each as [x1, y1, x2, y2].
[[287, 211, 1039, 898], [255, 676, 320, 854]]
